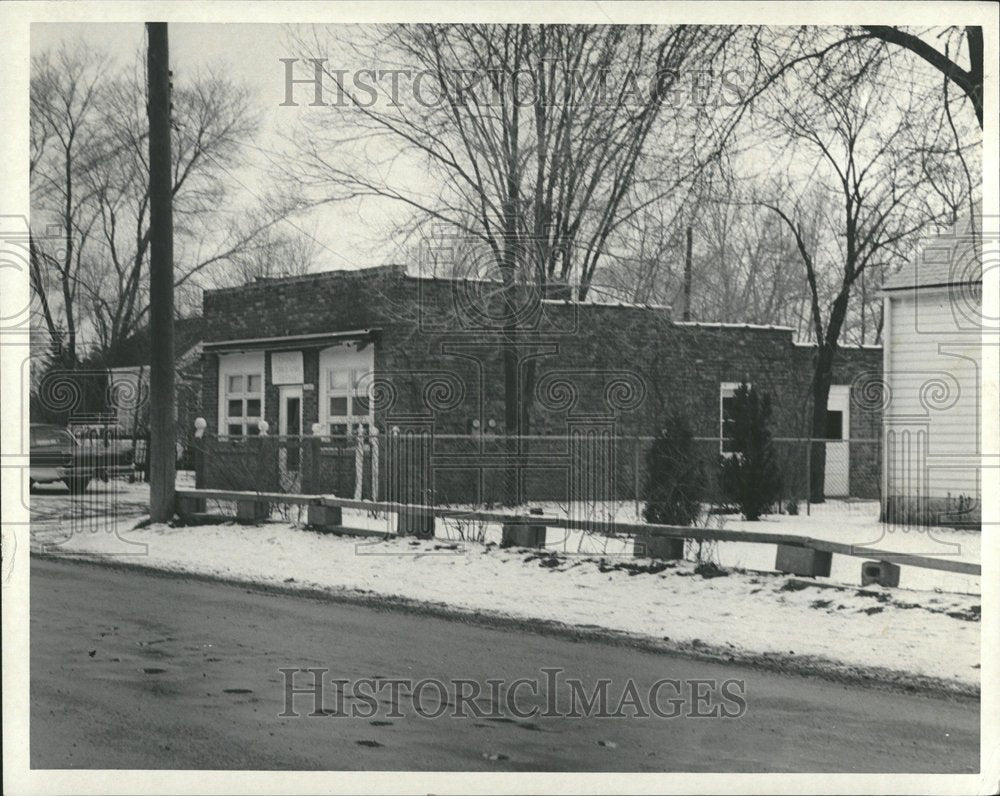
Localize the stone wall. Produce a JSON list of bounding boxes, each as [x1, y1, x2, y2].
[[199, 266, 883, 502]]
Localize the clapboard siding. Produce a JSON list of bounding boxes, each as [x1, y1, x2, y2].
[[885, 291, 981, 499]]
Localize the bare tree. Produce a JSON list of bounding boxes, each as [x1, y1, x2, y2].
[[29, 44, 108, 365], [858, 26, 983, 129], [286, 23, 735, 502], [30, 44, 301, 365], [687, 188, 817, 331], [755, 47, 973, 501], [205, 224, 319, 290]]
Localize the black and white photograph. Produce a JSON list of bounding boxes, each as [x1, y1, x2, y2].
[[1, 2, 997, 793]]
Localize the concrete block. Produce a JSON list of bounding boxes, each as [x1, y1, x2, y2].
[[861, 560, 900, 588], [501, 522, 547, 548], [775, 544, 832, 577], [396, 509, 435, 538], [236, 500, 270, 523], [307, 504, 343, 531], [634, 534, 685, 560], [175, 495, 206, 516]]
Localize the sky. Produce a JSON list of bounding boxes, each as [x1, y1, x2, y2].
[[30, 22, 980, 289], [31, 22, 406, 273]]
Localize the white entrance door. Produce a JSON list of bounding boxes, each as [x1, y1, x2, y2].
[[824, 385, 850, 497], [278, 385, 303, 488]]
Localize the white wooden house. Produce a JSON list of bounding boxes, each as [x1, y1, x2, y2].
[[881, 216, 983, 528]]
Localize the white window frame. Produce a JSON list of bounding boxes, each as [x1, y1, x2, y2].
[[319, 343, 374, 439], [719, 382, 746, 455], [218, 352, 265, 436], [323, 367, 373, 437]]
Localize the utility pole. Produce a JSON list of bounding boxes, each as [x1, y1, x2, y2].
[[682, 225, 693, 322], [146, 22, 175, 522]]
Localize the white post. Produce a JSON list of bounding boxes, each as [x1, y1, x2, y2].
[[371, 427, 380, 502], [354, 425, 364, 501]]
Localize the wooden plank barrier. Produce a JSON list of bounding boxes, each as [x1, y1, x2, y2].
[[174, 489, 981, 577]]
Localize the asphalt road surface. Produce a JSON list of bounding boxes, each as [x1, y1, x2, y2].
[[30, 556, 979, 772]]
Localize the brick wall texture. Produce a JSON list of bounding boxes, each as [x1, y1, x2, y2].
[[199, 265, 883, 504]]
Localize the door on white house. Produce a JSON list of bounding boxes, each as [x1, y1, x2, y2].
[[278, 385, 303, 488], [824, 385, 850, 497]]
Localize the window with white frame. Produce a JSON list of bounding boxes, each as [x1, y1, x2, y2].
[[319, 342, 374, 439], [218, 353, 265, 436], [324, 367, 372, 437], [720, 382, 745, 454]]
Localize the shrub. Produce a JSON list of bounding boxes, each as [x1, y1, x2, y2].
[[643, 412, 704, 527], [718, 383, 783, 521]]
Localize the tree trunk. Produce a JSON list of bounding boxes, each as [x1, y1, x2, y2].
[[500, 227, 520, 508], [809, 357, 832, 504], [808, 286, 853, 502], [502, 335, 519, 506], [682, 225, 693, 321]]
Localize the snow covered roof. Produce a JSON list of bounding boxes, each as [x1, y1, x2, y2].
[[674, 320, 796, 332], [540, 297, 672, 311], [792, 341, 882, 350], [882, 216, 982, 292]]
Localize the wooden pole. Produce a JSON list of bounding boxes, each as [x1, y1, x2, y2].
[[146, 22, 176, 522]]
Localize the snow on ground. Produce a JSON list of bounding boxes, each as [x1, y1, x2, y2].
[[30, 490, 981, 688], [718, 501, 980, 593], [276, 497, 979, 594]]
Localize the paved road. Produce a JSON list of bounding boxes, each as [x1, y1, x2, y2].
[[30, 557, 978, 772]]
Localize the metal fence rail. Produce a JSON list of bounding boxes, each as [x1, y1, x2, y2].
[[190, 432, 883, 513]]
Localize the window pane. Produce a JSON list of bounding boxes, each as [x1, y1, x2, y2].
[[825, 410, 843, 440], [353, 371, 371, 413], [329, 396, 348, 415], [329, 423, 348, 436], [227, 424, 243, 436], [247, 374, 262, 393], [228, 399, 244, 418], [246, 399, 261, 417], [227, 375, 243, 393], [720, 392, 736, 452], [329, 370, 349, 391], [352, 370, 370, 391], [246, 423, 260, 436]]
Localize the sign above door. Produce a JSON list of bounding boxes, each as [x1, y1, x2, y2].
[[271, 351, 304, 385]]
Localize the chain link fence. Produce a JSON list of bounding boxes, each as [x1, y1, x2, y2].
[[190, 430, 882, 519]]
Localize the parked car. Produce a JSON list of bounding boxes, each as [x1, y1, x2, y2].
[[29, 423, 135, 493]]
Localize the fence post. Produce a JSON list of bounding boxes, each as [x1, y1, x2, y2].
[[192, 417, 206, 489], [371, 427, 380, 502], [179, 418, 206, 516], [634, 439, 640, 520], [354, 426, 364, 500], [390, 424, 434, 537]]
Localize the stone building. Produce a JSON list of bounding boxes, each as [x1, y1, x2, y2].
[[196, 265, 882, 505]]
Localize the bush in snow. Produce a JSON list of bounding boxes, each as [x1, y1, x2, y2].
[[718, 382, 783, 521], [643, 412, 704, 527]]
